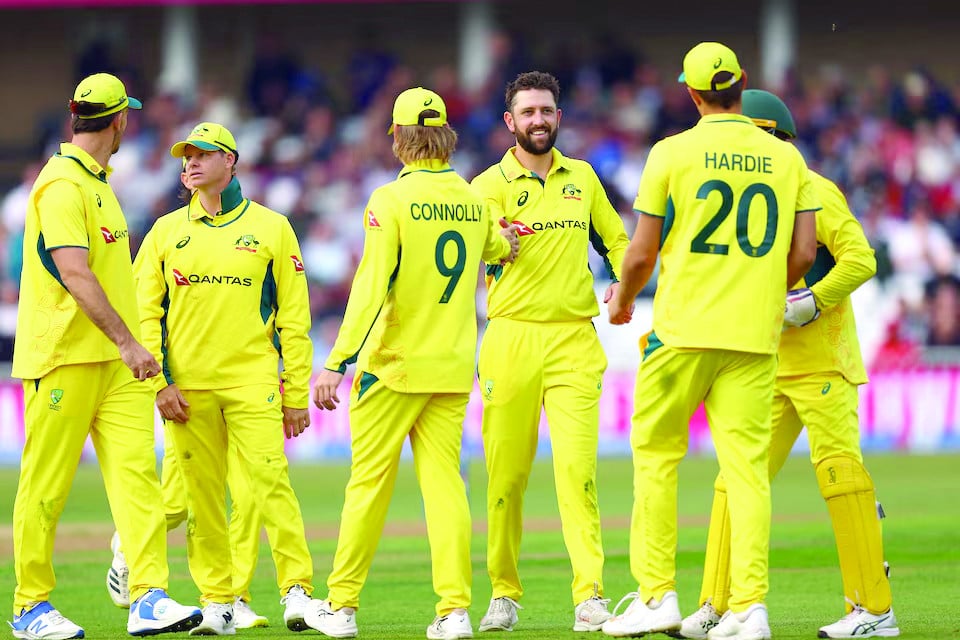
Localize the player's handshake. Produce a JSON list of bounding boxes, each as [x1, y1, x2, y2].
[[783, 287, 820, 329], [498, 217, 520, 263]]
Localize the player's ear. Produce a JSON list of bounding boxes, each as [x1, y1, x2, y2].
[[741, 69, 748, 90], [503, 111, 515, 133], [555, 107, 562, 126]]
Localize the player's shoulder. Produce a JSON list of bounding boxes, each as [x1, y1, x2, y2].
[[810, 170, 851, 213], [470, 163, 503, 188]]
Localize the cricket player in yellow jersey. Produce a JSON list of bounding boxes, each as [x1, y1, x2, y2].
[[679, 90, 898, 640], [602, 43, 819, 640], [133, 122, 315, 635], [10, 73, 202, 640], [107, 166, 273, 630], [470, 71, 629, 633], [306, 87, 519, 640]]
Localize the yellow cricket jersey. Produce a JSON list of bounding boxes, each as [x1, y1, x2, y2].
[[324, 159, 512, 394], [134, 178, 313, 408], [634, 114, 821, 354], [777, 171, 874, 383], [13, 143, 140, 379], [471, 147, 629, 322]]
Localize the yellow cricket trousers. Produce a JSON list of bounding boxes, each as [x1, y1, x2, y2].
[[701, 372, 891, 614], [164, 384, 312, 603], [14, 360, 168, 613], [161, 425, 264, 602], [478, 318, 607, 605], [327, 374, 472, 616], [630, 345, 776, 612]]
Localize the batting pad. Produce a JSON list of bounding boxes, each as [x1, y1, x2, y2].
[[816, 456, 893, 614], [699, 474, 733, 613]]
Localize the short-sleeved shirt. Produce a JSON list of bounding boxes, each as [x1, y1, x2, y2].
[[472, 147, 629, 322], [778, 171, 872, 384], [324, 159, 511, 394], [134, 178, 313, 407], [13, 143, 140, 379], [634, 113, 820, 354]]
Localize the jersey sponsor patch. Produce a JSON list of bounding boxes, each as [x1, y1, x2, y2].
[[100, 227, 117, 243], [514, 221, 536, 236], [172, 269, 191, 286], [366, 210, 381, 228], [290, 255, 305, 272]]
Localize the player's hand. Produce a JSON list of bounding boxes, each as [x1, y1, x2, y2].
[[312, 369, 344, 411], [282, 406, 310, 439], [119, 339, 162, 381], [783, 288, 820, 329], [606, 284, 635, 325], [156, 383, 190, 423], [498, 217, 520, 263]]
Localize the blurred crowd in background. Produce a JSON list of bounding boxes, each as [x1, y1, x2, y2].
[[1, 32, 958, 367]]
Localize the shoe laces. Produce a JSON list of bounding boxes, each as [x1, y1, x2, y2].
[[490, 596, 522, 616], [281, 584, 308, 605], [838, 597, 867, 621], [690, 598, 718, 623], [611, 592, 641, 617], [45, 609, 67, 625], [579, 595, 611, 613]]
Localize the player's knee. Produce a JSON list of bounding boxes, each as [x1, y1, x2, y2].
[[815, 455, 874, 500]]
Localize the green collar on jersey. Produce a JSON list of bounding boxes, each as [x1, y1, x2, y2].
[[220, 176, 244, 212]]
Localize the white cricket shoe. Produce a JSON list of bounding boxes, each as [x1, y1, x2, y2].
[[233, 598, 268, 629], [303, 600, 358, 638], [574, 595, 612, 632], [9, 602, 84, 639], [478, 597, 522, 632], [427, 609, 473, 640], [677, 600, 721, 639], [189, 603, 236, 636], [127, 588, 203, 636], [601, 591, 681, 637], [707, 604, 770, 640], [281, 584, 311, 631], [107, 531, 130, 608], [817, 606, 899, 638]]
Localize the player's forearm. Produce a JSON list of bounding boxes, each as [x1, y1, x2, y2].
[[811, 248, 876, 309], [615, 247, 655, 307], [61, 269, 138, 350]]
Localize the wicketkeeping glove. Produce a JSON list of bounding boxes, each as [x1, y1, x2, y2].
[[783, 288, 820, 328]]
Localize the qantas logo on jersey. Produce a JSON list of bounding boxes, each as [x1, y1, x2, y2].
[[367, 210, 381, 228], [513, 221, 536, 236], [290, 255, 305, 272], [99, 227, 128, 243], [172, 269, 252, 287], [530, 220, 587, 232]]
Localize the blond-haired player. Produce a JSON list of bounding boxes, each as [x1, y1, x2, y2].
[[678, 89, 898, 640], [602, 42, 819, 640], [306, 87, 519, 640]]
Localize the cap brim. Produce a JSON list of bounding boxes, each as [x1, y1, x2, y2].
[[677, 72, 686, 84], [127, 97, 143, 110], [387, 123, 395, 135], [170, 140, 221, 158]]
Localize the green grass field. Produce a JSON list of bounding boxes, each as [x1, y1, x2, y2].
[[1, 453, 957, 639]]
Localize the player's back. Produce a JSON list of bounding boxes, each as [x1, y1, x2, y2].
[[640, 113, 818, 354], [358, 166, 496, 393]]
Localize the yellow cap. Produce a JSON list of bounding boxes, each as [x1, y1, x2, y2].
[[70, 73, 142, 119], [170, 122, 238, 159], [678, 42, 743, 92], [387, 87, 447, 134]]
